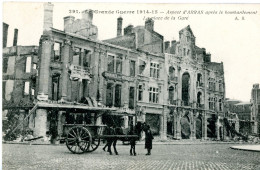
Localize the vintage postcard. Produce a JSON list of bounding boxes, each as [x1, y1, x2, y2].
[[2, 2, 260, 170]]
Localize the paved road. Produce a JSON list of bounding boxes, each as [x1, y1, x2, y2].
[[2, 143, 260, 170]]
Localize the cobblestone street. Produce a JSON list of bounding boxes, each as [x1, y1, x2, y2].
[[3, 143, 260, 170]]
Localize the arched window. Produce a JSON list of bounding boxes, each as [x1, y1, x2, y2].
[[182, 72, 190, 106], [197, 91, 202, 105], [197, 73, 202, 87]]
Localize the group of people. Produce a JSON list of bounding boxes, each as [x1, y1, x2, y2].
[[102, 122, 154, 156]]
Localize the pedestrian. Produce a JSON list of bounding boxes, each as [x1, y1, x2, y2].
[[129, 124, 136, 156], [144, 124, 153, 155]]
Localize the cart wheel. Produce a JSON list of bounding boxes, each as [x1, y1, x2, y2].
[[86, 137, 100, 152], [66, 126, 92, 154]]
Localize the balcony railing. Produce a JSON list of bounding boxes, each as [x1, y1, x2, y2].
[[196, 103, 204, 109]]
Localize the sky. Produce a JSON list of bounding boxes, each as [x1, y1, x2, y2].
[[3, 2, 260, 102]]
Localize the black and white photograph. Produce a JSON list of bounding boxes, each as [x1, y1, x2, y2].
[[2, 2, 260, 170]]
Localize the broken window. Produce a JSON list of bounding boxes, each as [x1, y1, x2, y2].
[[182, 73, 190, 106], [150, 62, 160, 78], [73, 47, 81, 65], [114, 84, 121, 107], [130, 60, 135, 77], [116, 55, 122, 73], [3, 58, 8, 73], [24, 81, 30, 96], [54, 42, 61, 61], [149, 87, 159, 103], [129, 87, 135, 109], [25, 56, 32, 73], [138, 85, 143, 101], [139, 60, 146, 75], [83, 50, 91, 67], [106, 83, 113, 107], [107, 55, 114, 73]]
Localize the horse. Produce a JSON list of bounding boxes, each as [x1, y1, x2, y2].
[[103, 122, 144, 155]]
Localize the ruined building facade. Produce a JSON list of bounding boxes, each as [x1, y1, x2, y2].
[[164, 26, 226, 140]]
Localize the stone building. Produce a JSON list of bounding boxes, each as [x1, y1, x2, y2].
[[33, 3, 151, 138], [105, 17, 167, 139], [2, 23, 38, 133], [164, 26, 226, 140], [251, 83, 260, 135]]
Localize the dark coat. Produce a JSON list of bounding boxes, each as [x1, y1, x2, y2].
[[145, 129, 153, 149]]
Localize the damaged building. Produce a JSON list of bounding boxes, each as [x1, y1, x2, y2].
[[164, 26, 226, 140]]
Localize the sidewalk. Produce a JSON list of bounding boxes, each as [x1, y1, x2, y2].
[[230, 145, 260, 152]]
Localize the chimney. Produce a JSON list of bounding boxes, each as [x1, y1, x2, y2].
[[3, 23, 9, 48], [13, 28, 18, 46], [82, 9, 93, 23], [145, 18, 154, 32], [43, 2, 54, 34], [124, 25, 134, 35], [64, 16, 75, 32], [117, 17, 123, 37], [164, 41, 170, 50]]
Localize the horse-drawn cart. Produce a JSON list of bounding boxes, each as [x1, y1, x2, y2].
[[64, 114, 141, 154]]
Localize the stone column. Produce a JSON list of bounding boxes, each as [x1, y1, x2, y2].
[[203, 111, 208, 140], [124, 116, 129, 128], [60, 39, 71, 101], [176, 109, 182, 139], [216, 116, 220, 140], [37, 35, 52, 100], [57, 111, 66, 138], [34, 109, 48, 137]]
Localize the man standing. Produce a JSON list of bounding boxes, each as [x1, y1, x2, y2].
[[144, 124, 153, 155]]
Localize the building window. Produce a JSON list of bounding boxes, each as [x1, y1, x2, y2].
[[33, 64, 37, 69], [183, 48, 186, 56], [149, 87, 159, 103], [219, 99, 223, 111], [209, 97, 214, 110], [3, 58, 8, 73], [187, 49, 190, 56], [107, 55, 114, 73], [116, 55, 122, 73], [25, 56, 32, 73], [129, 87, 135, 109], [114, 84, 122, 107], [106, 83, 114, 107], [130, 60, 135, 77], [107, 54, 123, 74], [186, 36, 190, 42], [24, 81, 30, 96], [54, 42, 61, 61], [138, 85, 143, 101], [2, 81, 6, 100], [52, 76, 60, 101], [169, 66, 175, 80], [83, 50, 91, 67], [150, 62, 160, 78], [169, 86, 174, 104], [139, 60, 146, 75]]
